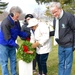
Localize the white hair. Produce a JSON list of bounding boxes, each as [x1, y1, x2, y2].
[[10, 6, 22, 14], [49, 2, 62, 12]]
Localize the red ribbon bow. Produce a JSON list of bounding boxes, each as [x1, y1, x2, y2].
[[23, 45, 28, 52]]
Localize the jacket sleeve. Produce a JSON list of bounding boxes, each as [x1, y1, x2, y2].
[[68, 14, 75, 48], [73, 30, 75, 48], [38, 23, 49, 46], [1, 22, 11, 40], [6, 38, 17, 47], [19, 31, 29, 39], [1, 22, 17, 47]]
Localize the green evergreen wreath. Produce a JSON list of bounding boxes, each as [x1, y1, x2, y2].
[[17, 40, 36, 63]]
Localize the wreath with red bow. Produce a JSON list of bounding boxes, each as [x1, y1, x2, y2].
[[17, 40, 36, 63]]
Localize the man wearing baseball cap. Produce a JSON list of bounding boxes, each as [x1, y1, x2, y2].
[[21, 14, 37, 74], [21, 14, 34, 40]]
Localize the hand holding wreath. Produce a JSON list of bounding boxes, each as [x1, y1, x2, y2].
[[17, 40, 36, 63]]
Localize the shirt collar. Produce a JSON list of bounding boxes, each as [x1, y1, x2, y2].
[[59, 10, 63, 19]]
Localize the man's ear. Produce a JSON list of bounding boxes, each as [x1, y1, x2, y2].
[[9, 13, 14, 17]]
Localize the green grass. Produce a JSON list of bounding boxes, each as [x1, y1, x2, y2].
[[0, 37, 75, 75], [47, 45, 58, 75]]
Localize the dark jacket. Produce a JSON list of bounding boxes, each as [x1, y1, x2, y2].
[[53, 11, 75, 47], [21, 22, 31, 40], [0, 15, 28, 47]]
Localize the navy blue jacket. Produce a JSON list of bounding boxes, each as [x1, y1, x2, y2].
[[0, 15, 28, 47]]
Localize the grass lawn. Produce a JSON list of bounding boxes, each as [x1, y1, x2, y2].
[[0, 37, 75, 75]]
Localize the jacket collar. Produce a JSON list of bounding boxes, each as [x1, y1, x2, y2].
[[7, 15, 15, 25]]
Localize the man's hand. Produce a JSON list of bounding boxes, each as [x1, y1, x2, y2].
[[55, 39, 60, 44], [32, 41, 40, 48]]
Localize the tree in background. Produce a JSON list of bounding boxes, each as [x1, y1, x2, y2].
[[36, 0, 73, 4], [36, 0, 75, 18], [0, 0, 8, 13], [63, 0, 75, 14]]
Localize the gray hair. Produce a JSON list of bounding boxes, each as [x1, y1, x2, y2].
[[49, 2, 62, 12], [10, 6, 22, 14]]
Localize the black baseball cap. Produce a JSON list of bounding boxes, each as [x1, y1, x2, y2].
[[25, 14, 34, 19]]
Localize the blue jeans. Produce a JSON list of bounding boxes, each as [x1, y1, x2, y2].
[[0, 44, 17, 75], [36, 53, 49, 74], [58, 45, 73, 75]]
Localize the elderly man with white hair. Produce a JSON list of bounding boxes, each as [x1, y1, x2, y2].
[[49, 2, 75, 75], [28, 18, 52, 75]]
